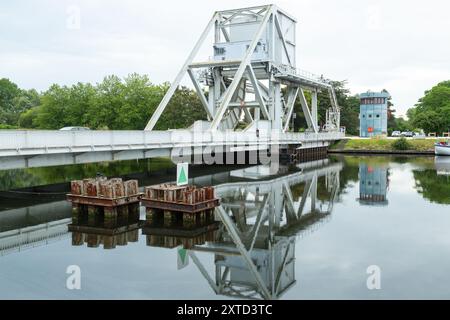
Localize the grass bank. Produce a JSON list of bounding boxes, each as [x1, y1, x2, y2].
[[330, 138, 437, 154]]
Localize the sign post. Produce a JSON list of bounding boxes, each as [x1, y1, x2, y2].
[[177, 163, 189, 186]]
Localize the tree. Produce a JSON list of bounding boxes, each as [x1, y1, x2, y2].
[[18, 74, 206, 131], [13, 89, 40, 117], [86, 75, 124, 130], [0, 78, 20, 125], [156, 85, 206, 130], [18, 107, 41, 128], [113, 73, 164, 130], [394, 117, 412, 132], [0, 79, 41, 126], [34, 84, 72, 129], [381, 88, 398, 135], [408, 80, 450, 134]]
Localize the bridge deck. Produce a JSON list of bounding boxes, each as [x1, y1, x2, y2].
[[0, 129, 344, 169]]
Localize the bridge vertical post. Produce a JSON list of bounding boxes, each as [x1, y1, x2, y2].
[[310, 175, 317, 212], [312, 89, 318, 130], [273, 82, 282, 130]]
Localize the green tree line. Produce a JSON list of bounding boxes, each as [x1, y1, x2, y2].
[[2, 73, 446, 134], [8, 74, 206, 130], [407, 80, 450, 134], [1, 74, 362, 132]]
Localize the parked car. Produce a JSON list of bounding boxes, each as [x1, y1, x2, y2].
[[413, 131, 426, 139], [59, 126, 90, 131], [391, 131, 401, 137], [401, 131, 414, 137]]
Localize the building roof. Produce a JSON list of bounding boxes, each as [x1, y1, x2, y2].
[[359, 91, 391, 98]]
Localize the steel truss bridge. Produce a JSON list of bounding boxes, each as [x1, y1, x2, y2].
[[0, 5, 343, 170]]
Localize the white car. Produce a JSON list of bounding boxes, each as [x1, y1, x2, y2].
[[413, 131, 426, 139], [391, 131, 401, 137], [59, 126, 90, 131]]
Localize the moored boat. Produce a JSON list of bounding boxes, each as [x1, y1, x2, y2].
[[435, 141, 450, 156]]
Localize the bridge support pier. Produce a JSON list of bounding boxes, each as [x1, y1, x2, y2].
[[103, 236, 117, 249], [164, 210, 174, 227]]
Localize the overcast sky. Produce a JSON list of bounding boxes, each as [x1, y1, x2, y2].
[[0, 0, 449, 116]]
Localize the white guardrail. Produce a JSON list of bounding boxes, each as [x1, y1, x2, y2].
[[0, 130, 344, 157]]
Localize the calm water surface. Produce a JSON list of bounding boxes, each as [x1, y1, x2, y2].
[[0, 155, 450, 299]]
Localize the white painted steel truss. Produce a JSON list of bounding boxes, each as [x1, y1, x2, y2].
[[145, 4, 341, 134]]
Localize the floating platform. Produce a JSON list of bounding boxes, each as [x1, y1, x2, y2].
[[67, 177, 142, 218], [142, 184, 220, 228], [141, 184, 219, 213]]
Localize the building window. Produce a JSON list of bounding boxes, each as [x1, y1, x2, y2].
[[376, 114, 380, 118], [368, 114, 372, 118], [214, 47, 226, 55]]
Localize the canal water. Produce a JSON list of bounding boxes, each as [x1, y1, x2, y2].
[[0, 155, 449, 299]]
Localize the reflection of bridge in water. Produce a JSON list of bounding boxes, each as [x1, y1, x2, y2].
[[187, 159, 342, 300], [0, 158, 343, 300], [0, 201, 71, 256]]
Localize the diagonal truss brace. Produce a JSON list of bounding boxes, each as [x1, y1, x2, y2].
[[274, 14, 292, 65], [145, 12, 219, 131], [246, 65, 271, 120], [283, 87, 299, 132], [187, 69, 213, 119], [216, 206, 272, 299], [298, 88, 319, 133]]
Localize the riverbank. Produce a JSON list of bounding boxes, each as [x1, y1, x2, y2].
[[329, 138, 437, 155]]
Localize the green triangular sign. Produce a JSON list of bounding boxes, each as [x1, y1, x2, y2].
[[178, 167, 187, 184], [179, 248, 187, 262], [177, 163, 188, 186], [177, 246, 189, 269]]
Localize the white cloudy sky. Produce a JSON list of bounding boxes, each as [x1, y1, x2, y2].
[[0, 0, 449, 116]]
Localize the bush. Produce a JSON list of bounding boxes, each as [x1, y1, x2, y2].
[[0, 124, 18, 129], [392, 137, 412, 150]]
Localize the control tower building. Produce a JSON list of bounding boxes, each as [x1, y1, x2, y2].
[[359, 91, 390, 137]]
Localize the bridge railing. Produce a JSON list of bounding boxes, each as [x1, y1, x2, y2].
[[0, 129, 344, 157]]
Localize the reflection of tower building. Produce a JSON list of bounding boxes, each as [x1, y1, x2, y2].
[[358, 163, 389, 205]]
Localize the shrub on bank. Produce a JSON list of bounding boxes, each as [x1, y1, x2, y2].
[[333, 138, 436, 151], [392, 137, 412, 150]]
